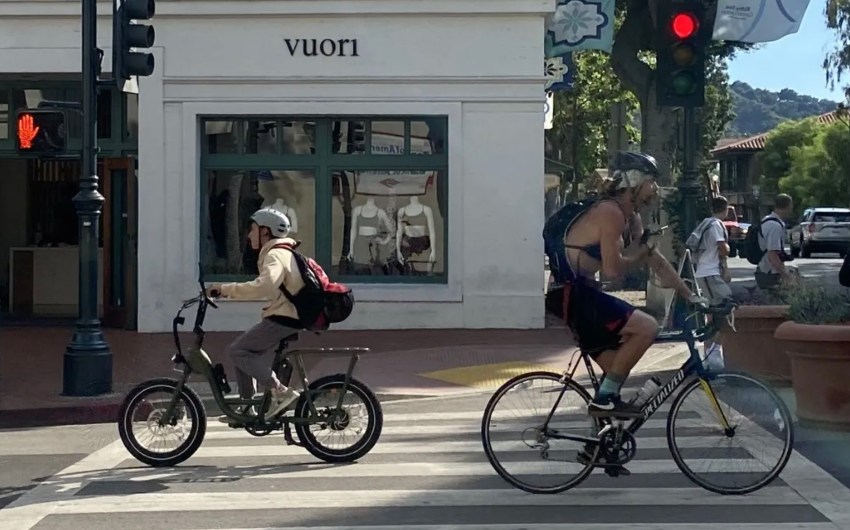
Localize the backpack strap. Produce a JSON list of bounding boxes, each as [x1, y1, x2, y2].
[[757, 216, 782, 237], [270, 242, 307, 304]]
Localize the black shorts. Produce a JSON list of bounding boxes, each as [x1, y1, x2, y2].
[[545, 280, 635, 357]]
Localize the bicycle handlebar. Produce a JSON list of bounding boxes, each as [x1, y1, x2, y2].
[[697, 300, 737, 316]]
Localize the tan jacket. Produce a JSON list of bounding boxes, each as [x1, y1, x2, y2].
[[218, 237, 306, 321]]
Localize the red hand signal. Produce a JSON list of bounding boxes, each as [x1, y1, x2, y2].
[[17, 113, 40, 149]]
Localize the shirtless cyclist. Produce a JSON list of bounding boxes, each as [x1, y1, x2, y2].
[[546, 152, 707, 418]]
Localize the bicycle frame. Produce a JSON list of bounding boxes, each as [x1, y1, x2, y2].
[[545, 301, 735, 446], [158, 275, 369, 429]]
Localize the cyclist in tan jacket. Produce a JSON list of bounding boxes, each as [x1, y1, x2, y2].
[[208, 208, 306, 423]]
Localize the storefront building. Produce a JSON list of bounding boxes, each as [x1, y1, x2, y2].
[[1, 0, 552, 332]]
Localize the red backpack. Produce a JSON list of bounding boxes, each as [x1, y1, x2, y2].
[[272, 243, 354, 330]]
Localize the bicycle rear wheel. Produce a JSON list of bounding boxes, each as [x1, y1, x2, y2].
[[667, 371, 794, 494], [481, 371, 600, 494]]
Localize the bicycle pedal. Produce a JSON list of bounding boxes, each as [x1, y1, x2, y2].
[[597, 463, 631, 476]]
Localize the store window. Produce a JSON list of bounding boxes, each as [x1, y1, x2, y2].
[[200, 116, 448, 283]]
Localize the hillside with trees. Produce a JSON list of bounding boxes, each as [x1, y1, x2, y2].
[[725, 81, 840, 137]]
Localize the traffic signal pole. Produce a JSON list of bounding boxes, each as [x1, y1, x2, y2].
[[655, 0, 708, 243], [679, 106, 701, 245], [63, 0, 112, 396]]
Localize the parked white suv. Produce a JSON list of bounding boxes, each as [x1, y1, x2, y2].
[[789, 207, 850, 258]]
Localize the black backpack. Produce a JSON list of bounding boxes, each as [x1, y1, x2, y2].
[[543, 197, 598, 284], [743, 216, 782, 265], [272, 243, 354, 331]]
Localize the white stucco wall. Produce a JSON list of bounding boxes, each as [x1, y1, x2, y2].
[[0, 0, 553, 332]]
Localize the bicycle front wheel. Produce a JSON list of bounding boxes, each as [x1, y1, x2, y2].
[[667, 371, 794, 494], [481, 371, 600, 494]]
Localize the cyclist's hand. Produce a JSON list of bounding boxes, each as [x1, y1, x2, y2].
[[687, 294, 710, 309]]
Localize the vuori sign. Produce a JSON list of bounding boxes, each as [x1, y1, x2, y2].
[[284, 38, 359, 57]]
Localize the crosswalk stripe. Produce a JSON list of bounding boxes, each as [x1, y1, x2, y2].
[[202, 419, 673, 438], [49, 486, 810, 514], [186, 436, 737, 457], [99, 459, 772, 479], [11, 384, 848, 530]]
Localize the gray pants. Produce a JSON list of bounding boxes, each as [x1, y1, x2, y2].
[[696, 275, 732, 304], [226, 318, 299, 399]]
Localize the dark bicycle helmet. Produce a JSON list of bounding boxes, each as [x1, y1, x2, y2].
[[612, 151, 659, 176]]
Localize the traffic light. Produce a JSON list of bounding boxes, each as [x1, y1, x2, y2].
[[112, 0, 155, 89], [349, 122, 366, 153], [15, 110, 66, 155], [655, 0, 707, 107]]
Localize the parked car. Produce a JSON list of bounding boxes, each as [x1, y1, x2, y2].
[[789, 207, 850, 258]]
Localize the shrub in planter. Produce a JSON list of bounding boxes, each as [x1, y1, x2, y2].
[[719, 287, 792, 383], [774, 284, 850, 427]]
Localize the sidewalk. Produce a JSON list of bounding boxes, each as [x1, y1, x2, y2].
[[0, 325, 689, 428]]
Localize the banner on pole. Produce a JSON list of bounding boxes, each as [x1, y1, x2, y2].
[[545, 0, 615, 55], [545, 53, 575, 92], [712, 0, 811, 43]]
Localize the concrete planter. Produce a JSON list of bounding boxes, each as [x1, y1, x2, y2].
[[719, 305, 791, 384], [775, 321, 850, 428]]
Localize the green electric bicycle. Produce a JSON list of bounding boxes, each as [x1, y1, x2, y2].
[[117, 275, 383, 467]]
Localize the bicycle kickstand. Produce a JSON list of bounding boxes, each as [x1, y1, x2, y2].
[[283, 422, 303, 447]]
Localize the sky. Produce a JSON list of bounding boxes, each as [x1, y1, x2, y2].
[[726, 0, 846, 102]]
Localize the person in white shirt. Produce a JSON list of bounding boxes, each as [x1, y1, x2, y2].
[[692, 196, 733, 367], [756, 193, 795, 289]]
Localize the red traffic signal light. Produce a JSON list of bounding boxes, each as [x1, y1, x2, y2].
[[671, 12, 699, 39]]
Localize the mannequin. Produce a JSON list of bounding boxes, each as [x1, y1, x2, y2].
[[396, 196, 436, 268], [347, 197, 392, 263], [270, 197, 299, 234]]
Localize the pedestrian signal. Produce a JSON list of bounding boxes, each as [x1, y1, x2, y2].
[[15, 110, 67, 155]]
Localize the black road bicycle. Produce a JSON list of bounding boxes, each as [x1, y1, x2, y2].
[[117, 272, 383, 467], [481, 300, 794, 495]]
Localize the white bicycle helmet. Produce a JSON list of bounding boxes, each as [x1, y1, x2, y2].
[[611, 151, 659, 190], [250, 207, 291, 238]]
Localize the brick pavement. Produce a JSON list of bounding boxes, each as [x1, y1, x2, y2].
[[0, 325, 690, 428]]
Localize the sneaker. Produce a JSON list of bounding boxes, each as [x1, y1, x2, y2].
[[587, 394, 643, 418], [265, 387, 301, 418]]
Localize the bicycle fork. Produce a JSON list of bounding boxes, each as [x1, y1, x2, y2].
[[699, 378, 733, 433]]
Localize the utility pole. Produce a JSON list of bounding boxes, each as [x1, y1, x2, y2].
[[63, 0, 111, 396]]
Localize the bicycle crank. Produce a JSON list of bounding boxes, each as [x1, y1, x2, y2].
[[599, 428, 637, 466]]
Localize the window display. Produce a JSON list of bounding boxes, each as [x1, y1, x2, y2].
[[331, 171, 445, 279], [200, 116, 447, 283], [202, 169, 315, 278]]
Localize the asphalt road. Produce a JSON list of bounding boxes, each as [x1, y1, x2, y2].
[[726, 255, 845, 287], [2, 390, 850, 530]]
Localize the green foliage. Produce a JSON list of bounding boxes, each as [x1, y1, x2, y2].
[[786, 283, 850, 325], [757, 117, 821, 193], [779, 121, 850, 210], [548, 51, 639, 187], [824, 0, 850, 98], [699, 57, 735, 171], [660, 187, 712, 259], [731, 285, 791, 306], [726, 82, 841, 137]]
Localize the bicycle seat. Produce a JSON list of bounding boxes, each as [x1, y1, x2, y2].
[[276, 332, 299, 352]]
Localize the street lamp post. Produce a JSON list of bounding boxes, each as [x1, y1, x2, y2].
[[63, 0, 112, 396]]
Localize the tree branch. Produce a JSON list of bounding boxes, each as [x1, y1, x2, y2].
[[611, 0, 653, 103]]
